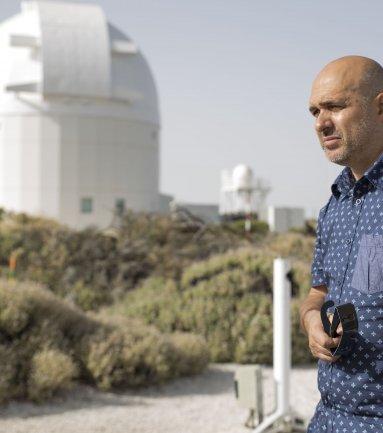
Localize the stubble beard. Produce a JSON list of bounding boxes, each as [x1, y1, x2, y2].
[[322, 116, 374, 166], [322, 137, 363, 166]]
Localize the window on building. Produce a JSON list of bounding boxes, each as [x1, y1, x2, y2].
[[115, 198, 125, 216], [81, 197, 93, 214]]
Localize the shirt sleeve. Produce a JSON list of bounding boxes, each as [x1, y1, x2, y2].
[[311, 208, 328, 287]]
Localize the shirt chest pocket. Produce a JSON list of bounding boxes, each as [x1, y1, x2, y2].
[[351, 234, 383, 294]]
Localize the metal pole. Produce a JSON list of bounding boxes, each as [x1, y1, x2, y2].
[[250, 258, 305, 432], [273, 258, 291, 415]]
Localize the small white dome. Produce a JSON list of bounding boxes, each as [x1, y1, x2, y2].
[[232, 164, 253, 190]]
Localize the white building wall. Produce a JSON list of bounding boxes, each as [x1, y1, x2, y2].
[[0, 113, 159, 229], [0, 115, 61, 217], [21, 118, 42, 214], [0, 117, 22, 211], [59, 116, 79, 226], [40, 116, 61, 219], [268, 206, 305, 233], [60, 116, 159, 228], [0, 116, 41, 213]]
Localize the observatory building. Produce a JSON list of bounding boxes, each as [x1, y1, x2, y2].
[[0, 1, 160, 228], [219, 164, 270, 219]]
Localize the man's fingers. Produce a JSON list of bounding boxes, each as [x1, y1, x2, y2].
[[306, 311, 341, 363], [316, 353, 334, 362], [317, 333, 339, 349], [328, 312, 344, 335], [310, 340, 340, 362], [328, 336, 341, 347], [311, 343, 338, 362], [311, 341, 334, 358], [316, 352, 340, 363], [336, 323, 343, 335]]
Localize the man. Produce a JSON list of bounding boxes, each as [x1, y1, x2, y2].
[[300, 55, 383, 432]]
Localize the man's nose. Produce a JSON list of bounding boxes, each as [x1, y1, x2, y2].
[[315, 111, 333, 135]]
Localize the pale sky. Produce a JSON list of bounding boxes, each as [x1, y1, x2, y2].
[[1, 1, 382, 218]]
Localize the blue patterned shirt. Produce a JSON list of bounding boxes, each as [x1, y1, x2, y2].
[[308, 152, 383, 433]]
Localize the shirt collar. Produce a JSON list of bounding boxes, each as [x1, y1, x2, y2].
[[331, 151, 383, 199]]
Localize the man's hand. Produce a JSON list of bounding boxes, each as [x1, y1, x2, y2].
[[327, 312, 343, 337], [304, 310, 341, 363]]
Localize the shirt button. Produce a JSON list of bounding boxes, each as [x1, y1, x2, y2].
[[355, 198, 362, 205]]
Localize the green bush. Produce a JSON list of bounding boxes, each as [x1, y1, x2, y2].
[[120, 248, 313, 365], [181, 248, 273, 290], [0, 279, 32, 335], [222, 219, 269, 236], [0, 210, 312, 311], [265, 232, 315, 263], [0, 280, 209, 403], [169, 332, 210, 376], [82, 326, 169, 389], [28, 349, 78, 402], [234, 311, 273, 364], [0, 344, 18, 403], [70, 281, 111, 311], [0, 210, 265, 310]]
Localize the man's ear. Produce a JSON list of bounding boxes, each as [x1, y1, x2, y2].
[[376, 92, 383, 117]]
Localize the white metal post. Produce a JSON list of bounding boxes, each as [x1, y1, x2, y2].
[[273, 257, 291, 415], [249, 257, 305, 433]]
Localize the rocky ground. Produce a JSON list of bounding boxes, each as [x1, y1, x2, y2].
[[0, 365, 319, 433]]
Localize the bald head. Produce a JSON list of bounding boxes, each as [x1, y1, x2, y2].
[[313, 56, 383, 103], [309, 56, 383, 174]]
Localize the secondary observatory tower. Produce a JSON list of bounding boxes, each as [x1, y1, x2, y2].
[[220, 164, 270, 219]]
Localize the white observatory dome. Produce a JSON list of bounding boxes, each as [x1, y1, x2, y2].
[[232, 164, 253, 190], [0, 0, 159, 123], [0, 1, 161, 228]]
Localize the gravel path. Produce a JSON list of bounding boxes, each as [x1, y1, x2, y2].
[[0, 365, 319, 433]]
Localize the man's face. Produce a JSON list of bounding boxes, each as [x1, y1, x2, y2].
[[309, 74, 377, 166]]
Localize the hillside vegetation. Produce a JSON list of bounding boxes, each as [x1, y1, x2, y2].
[[116, 246, 313, 364], [0, 209, 316, 403], [0, 211, 269, 310], [0, 279, 208, 403]]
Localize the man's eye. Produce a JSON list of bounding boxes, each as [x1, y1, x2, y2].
[[311, 109, 319, 117]]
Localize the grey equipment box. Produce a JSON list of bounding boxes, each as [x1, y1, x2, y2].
[[234, 365, 264, 427]]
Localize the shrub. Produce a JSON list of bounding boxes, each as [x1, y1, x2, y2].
[[0, 279, 32, 335], [82, 326, 170, 389], [0, 210, 266, 310], [222, 219, 269, 236], [70, 281, 112, 311], [121, 247, 313, 365], [169, 332, 210, 376], [0, 280, 209, 403], [264, 232, 315, 263], [181, 248, 273, 290], [0, 210, 311, 312], [234, 312, 273, 364], [0, 344, 18, 403], [28, 349, 78, 402]]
